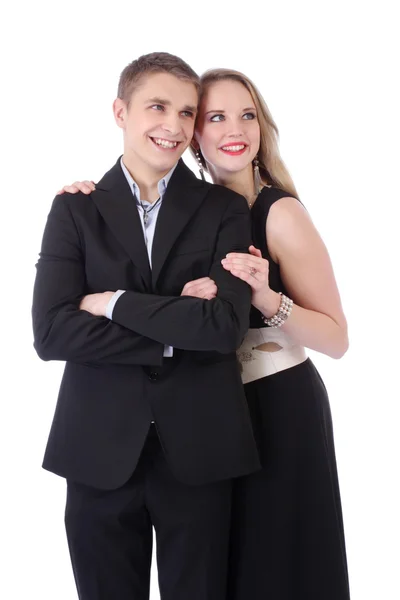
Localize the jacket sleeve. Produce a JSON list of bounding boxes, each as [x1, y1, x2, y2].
[[32, 196, 164, 366], [111, 193, 252, 353]]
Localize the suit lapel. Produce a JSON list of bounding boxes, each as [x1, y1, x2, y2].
[[151, 160, 209, 288], [91, 158, 152, 288]]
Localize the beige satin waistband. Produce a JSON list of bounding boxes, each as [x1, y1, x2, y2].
[[237, 328, 307, 384]]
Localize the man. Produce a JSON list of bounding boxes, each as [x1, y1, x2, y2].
[[32, 52, 260, 600]]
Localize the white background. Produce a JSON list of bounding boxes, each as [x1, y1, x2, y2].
[[1, 1, 399, 599]]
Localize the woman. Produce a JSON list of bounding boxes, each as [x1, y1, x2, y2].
[[59, 69, 351, 600]]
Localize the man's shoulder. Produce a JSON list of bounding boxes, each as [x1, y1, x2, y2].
[[171, 160, 246, 209], [47, 191, 96, 224], [55, 191, 94, 210], [206, 183, 248, 211]]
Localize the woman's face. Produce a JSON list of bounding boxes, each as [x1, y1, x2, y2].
[[194, 79, 260, 177]]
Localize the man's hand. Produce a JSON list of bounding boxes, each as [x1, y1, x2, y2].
[[80, 292, 115, 317], [181, 277, 218, 300]]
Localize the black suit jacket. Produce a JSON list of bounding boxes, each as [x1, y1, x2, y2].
[[32, 158, 260, 489]]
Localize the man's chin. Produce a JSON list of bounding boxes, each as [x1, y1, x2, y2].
[[151, 156, 182, 174]]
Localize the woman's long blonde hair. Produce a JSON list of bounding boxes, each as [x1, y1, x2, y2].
[[193, 69, 298, 198]]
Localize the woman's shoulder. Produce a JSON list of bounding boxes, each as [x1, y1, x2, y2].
[[257, 185, 297, 207], [252, 186, 298, 223], [252, 188, 307, 258]]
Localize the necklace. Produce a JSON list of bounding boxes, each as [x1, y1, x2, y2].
[[248, 188, 261, 208], [248, 184, 270, 208], [140, 197, 161, 226]]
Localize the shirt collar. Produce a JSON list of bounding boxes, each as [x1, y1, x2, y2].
[[120, 157, 177, 205]]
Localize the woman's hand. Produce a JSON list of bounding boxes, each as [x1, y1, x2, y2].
[[57, 180, 96, 195], [221, 245, 280, 316], [181, 277, 218, 300]]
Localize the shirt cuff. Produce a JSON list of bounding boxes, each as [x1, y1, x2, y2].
[[106, 290, 126, 320], [163, 345, 174, 358]]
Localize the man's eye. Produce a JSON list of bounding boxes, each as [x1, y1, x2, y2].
[[151, 104, 164, 111], [210, 114, 224, 122], [182, 111, 195, 118]]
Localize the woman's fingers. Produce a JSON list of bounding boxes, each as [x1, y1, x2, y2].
[[249, 245, 262, 258], [57, 180, 95, 196], [221, 255, 268, 274], [222, 262, 266, 289]]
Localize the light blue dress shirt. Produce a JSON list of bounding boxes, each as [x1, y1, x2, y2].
[[106, 157, 177, 357]]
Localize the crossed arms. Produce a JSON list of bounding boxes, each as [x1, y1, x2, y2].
[[32, 195, 252, 366]]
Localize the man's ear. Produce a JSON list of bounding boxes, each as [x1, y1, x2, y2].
[[113, 98, 127, 130]]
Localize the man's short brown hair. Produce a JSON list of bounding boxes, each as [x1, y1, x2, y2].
[[118, 52, 200, 106]]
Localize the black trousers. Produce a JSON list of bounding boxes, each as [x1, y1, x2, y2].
[[65, 425, 232, 600]]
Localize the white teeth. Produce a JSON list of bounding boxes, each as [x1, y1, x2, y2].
[[153, 138, 178, 149], [221, 144, 245, 152]]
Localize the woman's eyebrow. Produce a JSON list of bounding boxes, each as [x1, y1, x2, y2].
[[205, 107, 256, 115]]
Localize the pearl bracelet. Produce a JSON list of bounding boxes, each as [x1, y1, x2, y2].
[[262, 293, 293, 328]]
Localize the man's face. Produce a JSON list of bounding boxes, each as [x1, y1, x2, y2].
[[114, 72, 198, 176]]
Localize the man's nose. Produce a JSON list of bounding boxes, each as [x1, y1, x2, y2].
[[162, 114, 181, 136]]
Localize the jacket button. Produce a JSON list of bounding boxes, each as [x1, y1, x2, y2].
[[148, 371, 159, 381]]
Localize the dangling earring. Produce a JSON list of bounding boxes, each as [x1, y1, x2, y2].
[[196, 150, 206, 181], [253, 156, 262, 195]]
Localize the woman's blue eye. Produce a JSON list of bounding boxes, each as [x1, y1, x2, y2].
[[210, 114, 224, 122], [210, 113, 256, 122]]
